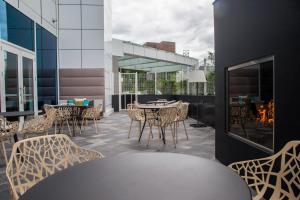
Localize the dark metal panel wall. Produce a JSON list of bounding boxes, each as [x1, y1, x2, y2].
[[214, 0, 300, 165], [59, 68, 105, 100]]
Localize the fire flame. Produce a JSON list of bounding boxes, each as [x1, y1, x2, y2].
[[256, 100, 274, 127]]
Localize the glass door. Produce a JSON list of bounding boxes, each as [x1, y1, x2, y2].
[[22, 57, 34, 111], [3, 51, 19, 112], [0, 40, 37, 114]]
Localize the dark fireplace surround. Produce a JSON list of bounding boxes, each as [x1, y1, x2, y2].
[[214, 0, 300, 165]]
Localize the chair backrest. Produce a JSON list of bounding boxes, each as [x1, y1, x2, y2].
[[177, 102, 189, 121], [127, 104, 144, 121], [6, 134, 103, 199], [159, 107, 178, 127], [0, 116, 19, 140], [229, 141, 300, 200]]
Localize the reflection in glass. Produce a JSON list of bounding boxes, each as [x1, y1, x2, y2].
[[23, 57, 34, 111], [4, 51, 19, 112], [227, 60, 274, 150], [36, 24, 58, 109], [0, 0, 34, 51]]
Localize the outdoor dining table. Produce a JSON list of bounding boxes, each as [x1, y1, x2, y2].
[[53, 105, 89, 137], [135, 104, 177, 144], [19, 153, 252, 200], [147, 100, 176, 105]]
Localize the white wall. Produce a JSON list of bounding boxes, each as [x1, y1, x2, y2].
[[103, 0, 113, 114], [58, 0, 105, 69], [58, 0, 113, 114], [5, 0, 58, 36]]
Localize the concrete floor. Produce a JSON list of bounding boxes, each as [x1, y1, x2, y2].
[[0, 112, 215, 199]]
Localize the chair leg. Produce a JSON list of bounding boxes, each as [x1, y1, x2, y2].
[[183, 121, 188, 140], [54, 121, 57, 134], [147, 125, 153, 147], [170, 125, 176, 148], [1, 141, 8, 165], [81, 119, 85, 134], [66, 120, 72, 136], [128, 119, 133, 138], [94, 119, 98, 133], [175, 123, 178, 144]]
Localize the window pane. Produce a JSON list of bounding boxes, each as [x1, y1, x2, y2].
[[4, 51, 19, 112], [0, 0, 34, 51], [36, 24, 58, 109], [227, 59, 274, 150]]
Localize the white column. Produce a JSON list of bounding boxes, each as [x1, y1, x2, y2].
[[154, 71, 157, 95]]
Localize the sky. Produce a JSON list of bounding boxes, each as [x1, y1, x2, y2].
[[112, 0, 215, 61]]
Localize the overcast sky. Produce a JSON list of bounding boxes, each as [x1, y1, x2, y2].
[[112, 0, 214, 61]]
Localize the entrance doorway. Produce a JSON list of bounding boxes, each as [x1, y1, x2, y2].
[[0, 40, 37, 115]]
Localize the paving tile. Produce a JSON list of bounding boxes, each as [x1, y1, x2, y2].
[[0, 111, 215, 197]]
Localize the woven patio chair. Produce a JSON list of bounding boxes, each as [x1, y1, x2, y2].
[[174, 102, 189, 143], [6, 134, 103, 200], [0, 116, 19, 165], [147, 107, 177, 148], [55, 106, 72, 135], [127, 104, 145, 138], [81, 104, 103, 134], [21, 108, 57, 138], [229, 141, 300, 200]]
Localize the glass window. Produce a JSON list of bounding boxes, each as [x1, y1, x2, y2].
[[227, 58, 274, 150], [0, 0, 34, 51], [36, 24, 58, 109]]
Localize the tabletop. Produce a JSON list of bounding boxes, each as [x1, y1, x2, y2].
[[136, 104, 177, 109], [0, 111, 35, 117], [147, 100, 176, 105], [20, 153, 251, 200]]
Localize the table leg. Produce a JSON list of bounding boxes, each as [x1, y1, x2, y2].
[[13, 133, 19, 143], [13, 133, 21, 154], [138, 109, 147, 142], [161, 127, 166, 144]]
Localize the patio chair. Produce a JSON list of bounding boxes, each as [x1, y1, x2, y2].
[[127, 104, 145, 138], [21, 108, 57, 138], [147, 107, 177, 148], [0, 116, 19, 165], [81, 104, 103, 134], [44, 104, 72, 135], [6, 134, 103, 200], [229, 141, 300, 200], [175, 102, 189, 143]]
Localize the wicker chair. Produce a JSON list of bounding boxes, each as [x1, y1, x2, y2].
[[174, 102, 189, 143], [147, 107, 178, 147], [21, 108, 57, 138], [81, 104, 103, 133], [229, 141, 300, 200], [6, 134, 103, 200], [127, 104, 145, 138], [44, 105, 72, 135], [0, 116, 19, 165]]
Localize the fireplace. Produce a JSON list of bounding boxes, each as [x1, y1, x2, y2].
[[227, 57, 274, 151]]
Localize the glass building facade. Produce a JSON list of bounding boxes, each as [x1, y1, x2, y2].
[[0, 1, 34, 51], [36, 24, 58, 108], [0, 0, 57, 110]]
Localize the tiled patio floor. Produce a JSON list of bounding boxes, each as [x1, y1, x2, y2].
[[0, 111, 215, 199]]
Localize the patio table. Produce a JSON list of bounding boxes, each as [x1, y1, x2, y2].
[[135, 104, 177, 144], [147, 100, 176, 105], [19, 153, 251, 200], [52, 105, 89, 136]]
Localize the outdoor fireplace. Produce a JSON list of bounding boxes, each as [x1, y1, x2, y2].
[[227, 57, 274, 151]]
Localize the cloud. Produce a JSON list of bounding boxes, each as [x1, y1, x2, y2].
[[112, 0, 215, 60]]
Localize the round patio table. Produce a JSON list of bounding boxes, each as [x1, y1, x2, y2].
[[20, 153, 251, 200]]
